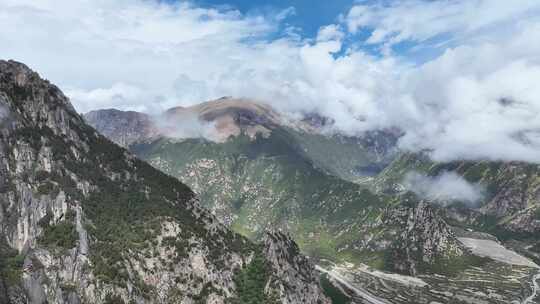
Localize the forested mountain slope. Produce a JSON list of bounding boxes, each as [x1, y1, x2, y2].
[[0, 60, 330, 304], [87, 100, 540, 303]]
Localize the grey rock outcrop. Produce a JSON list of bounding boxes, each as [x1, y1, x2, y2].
[[263, 230, 331, 304], [84, 109, 157, 148], [383, 201, 465, 275]]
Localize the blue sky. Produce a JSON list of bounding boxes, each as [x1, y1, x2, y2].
[[191, 0, 413, 58], [186, 0, 451, 63], [194, 0, 355, 38]]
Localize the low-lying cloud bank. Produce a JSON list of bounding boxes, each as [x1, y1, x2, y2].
[[403, 171, 484, 206], [2, 0, 540, 162]]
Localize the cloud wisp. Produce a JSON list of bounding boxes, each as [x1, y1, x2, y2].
[[152, 113, 221, 142], [2, 0, 540, 163], [403, 171, 484, 206], [345, 0, 540, 48]]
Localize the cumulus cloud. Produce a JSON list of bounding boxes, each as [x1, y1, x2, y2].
[[2, 0, 540, 163], [316, 24, 344, 42], [394, 22, 540, 163], [403, 171, 484, 205], [66, 83, 154, 114], [338, 0, 540, 163], [0, 0, 275, 113]]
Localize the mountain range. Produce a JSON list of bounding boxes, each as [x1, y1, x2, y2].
[[86, 96, 540, 303], [0, 59, 538, 304]]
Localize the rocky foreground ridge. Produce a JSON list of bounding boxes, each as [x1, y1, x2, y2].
[[0, 60, 329, 304]]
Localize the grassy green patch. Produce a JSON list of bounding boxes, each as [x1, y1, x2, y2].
[[0, 238, 24, 285], [228, 252, 279, 304]]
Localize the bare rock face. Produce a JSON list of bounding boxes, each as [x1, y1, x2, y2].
[[383, 201, 465, 275], [477, 163, 540, 233], [479, 163, 537, 216], [84, 109, 158, 148], [263, 230, 331, 304], [0, 60, 328, 304], [164, 98, 282, 141], [380, 154, 540, 236]]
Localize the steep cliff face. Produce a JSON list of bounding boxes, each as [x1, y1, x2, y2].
[[262, 231, 330, 304], [382, 201, 467, 275], [476, 163, 540, 234], [84, 109, 158, 148], [0, 60, 329, 304]]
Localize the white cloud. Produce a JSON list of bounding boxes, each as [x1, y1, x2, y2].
[[66, 83, 151, 113], [395, 22, 540, 163], [153, 112, 220, 142], [345, 0, 540, 47], [317, 24, 344, 42], [0, 0, 275, 112], [403, 171, 484, 205], [2, 0, 540, 163]]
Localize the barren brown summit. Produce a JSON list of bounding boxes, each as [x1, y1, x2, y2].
[[163, 97, 283, 140]]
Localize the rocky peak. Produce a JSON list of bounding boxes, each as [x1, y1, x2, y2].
[[84, 109, 157, 147], [166, 98, 281, 126], [164, 97, 283, 141], [383, 200, 466, 275], [263, 230, 330, 304], [0, 61, 80, 136]]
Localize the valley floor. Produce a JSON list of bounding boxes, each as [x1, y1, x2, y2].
[[458, 237, 539, 268], [318, 237, 540, 304]]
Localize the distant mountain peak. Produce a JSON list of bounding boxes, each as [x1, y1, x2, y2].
[[84, 108, 158, 147], [86, 98, 308, 145], [165, 97, 283, 139]]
